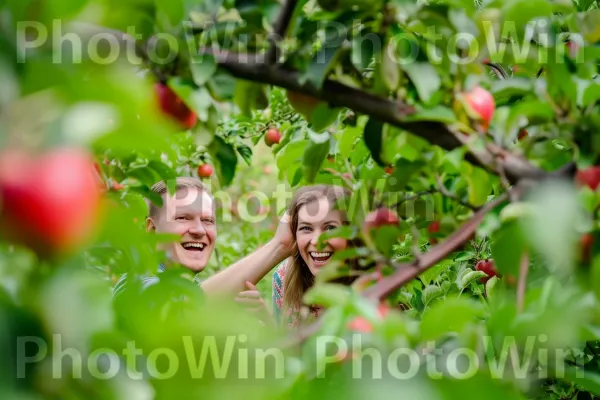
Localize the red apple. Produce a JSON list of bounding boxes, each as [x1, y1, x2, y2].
[[155, 83, 197, 129], [428, 220, 441, 244], [197, 164, 214, 178], [576, 166, 600, 191], [384, 166, 394, 174], [0, 147, 102, 257], [462, 86, 495, 130], [347, 303, 390, 333], [265, 128, 282, 147], [518, 128, 528, 141], [111, 182, 125, 191], [364, 207, 400, 230], [475, 259, 500, 284]]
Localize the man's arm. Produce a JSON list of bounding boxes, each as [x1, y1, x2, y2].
[[200, 213, 293, 296]]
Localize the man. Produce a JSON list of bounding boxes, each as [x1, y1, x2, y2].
[[113, 176, 293, 299]]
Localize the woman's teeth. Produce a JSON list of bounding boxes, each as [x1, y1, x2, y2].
[[310, 252, 332, 262]]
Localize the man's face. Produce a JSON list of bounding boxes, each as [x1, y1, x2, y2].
[[147, 187, 216, 272]]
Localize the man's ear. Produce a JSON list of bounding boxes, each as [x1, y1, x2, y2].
[[146, 217, 156, 232]]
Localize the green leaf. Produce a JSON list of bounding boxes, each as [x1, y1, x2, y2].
[[581, 9, 600, 43], [338, 126, 363, 160], [363, 118, 385, 166], [404, 105, 458, 124], [402, 62, 441, 105], [276, 139, 308, 172], [563, 367, 600, 395], [309, 103, 340, 132], [190, 54, 217, 86], [304, 283, 351, 308], [491, 221, 526, 278], [302, 36, 346, 89], [208, 136, 238, 187], [236, 144, 253, 166], [303, 140, 330, 183], [420, 297, 485, 341], [501, 0, 553, 43], [234, 80, 268, 117], [521, 180, 583, 277], [155, 0, 185, 28], [422, 285, 443, 307], [464, 166, 492, 207], [461, 270, 488, 289], [386, 159, 426, 191], [491, 78, 533, 99]]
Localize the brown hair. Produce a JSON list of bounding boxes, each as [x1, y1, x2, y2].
[[147, 177, 213, 218], [282, 184, 364, 316]]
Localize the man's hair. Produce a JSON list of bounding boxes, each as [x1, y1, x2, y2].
[[147, 177, 213, 218]]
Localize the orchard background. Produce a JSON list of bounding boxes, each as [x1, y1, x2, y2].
[[3, 0, 600, 399]]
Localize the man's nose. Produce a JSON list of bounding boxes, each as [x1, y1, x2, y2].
[[189, 219, 206, 236]]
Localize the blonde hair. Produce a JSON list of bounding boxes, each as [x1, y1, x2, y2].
[[147, 177, 213, 218], [282, 184, 363, 316]]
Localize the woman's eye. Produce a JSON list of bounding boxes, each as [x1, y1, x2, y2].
[[326, 225, 337, 230]]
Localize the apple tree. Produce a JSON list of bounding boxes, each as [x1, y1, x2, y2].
[[2, 0, 600, 399]]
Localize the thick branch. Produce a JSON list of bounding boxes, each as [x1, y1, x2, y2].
[[203, 49, 547, 184], [362, 189, 513, 300], [266, 0, 298, 64]]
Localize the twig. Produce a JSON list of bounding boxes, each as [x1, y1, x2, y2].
[[391, 190, 436, 209], [323, 168, 353, 189], [435, 175, 481, 211], [516, 251, 529, 313], [266, 0, 298, 64]]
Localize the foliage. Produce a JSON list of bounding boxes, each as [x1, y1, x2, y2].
[[2, 0, 600, 399]]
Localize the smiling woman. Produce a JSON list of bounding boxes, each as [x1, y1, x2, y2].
[[272, 184, 363, 329]]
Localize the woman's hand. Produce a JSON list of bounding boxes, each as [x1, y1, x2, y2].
[[234, 281, 274, 325], [273, 211, 294, 258]]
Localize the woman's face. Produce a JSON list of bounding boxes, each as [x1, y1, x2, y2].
[[295, 196, 348, 276]]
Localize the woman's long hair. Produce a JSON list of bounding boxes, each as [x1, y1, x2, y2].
[[282, 184, 364, 317]]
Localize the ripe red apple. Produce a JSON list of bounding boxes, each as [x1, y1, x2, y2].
[[347, 303, 390, 333], [462, 86, 495, 130], [576, 166, 600, 191], [428, 220, 441, 244], [384, 166, 394, 174], [197, 164, 214, 178], [475, 259, 500, 284], [265, 128, 282, 147], [364, 207, 400, 231], [155, 83, 197, 129], [566, 40, 580, 58], [518, 128, 528, 141], [0, 147, 102, 257]]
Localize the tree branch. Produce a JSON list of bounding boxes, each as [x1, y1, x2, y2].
[[266, 0, 298, 64], [203, 49, 547, 184], [362, 189, 513, 300]]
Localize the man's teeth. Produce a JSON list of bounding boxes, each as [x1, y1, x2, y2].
[[182, 243, 205, 250], [310, 252, 332, 258]]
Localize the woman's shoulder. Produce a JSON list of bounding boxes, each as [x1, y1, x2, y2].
[[273, 258, 289, 284]]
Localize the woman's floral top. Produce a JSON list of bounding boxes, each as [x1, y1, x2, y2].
[[272, 260, 323, 329]]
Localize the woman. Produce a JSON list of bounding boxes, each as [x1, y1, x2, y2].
[[269, 184, 363, 329]]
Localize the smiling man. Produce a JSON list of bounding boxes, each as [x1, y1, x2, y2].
[[112, 177, 216, 298]]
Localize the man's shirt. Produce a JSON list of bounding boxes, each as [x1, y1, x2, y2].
[[112, 264, 203, 299]]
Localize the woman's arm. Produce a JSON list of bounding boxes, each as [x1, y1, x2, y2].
[[201, 213, 294, 296]]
